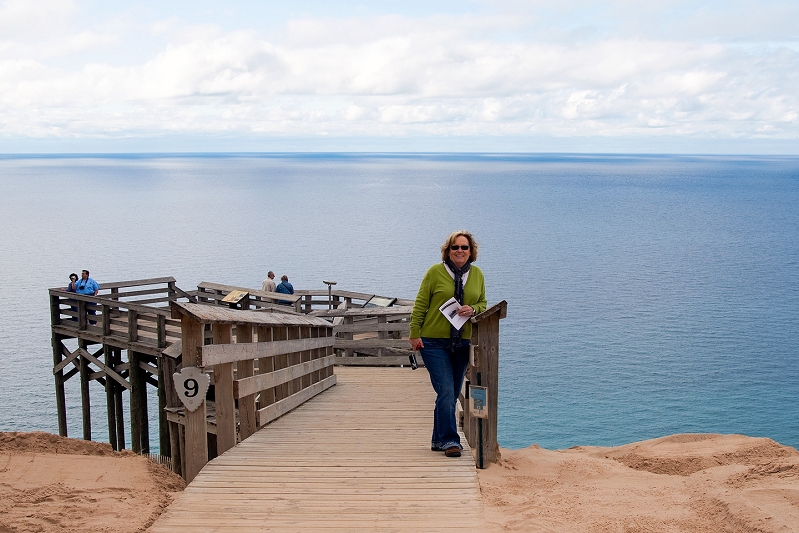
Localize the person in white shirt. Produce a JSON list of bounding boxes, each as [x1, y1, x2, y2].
[[262, 271, 276, 292]]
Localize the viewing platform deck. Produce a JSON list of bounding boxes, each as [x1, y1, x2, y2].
[[148, 366, 486, 532]]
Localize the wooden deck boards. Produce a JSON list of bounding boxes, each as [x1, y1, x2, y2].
[[149, 366, 485, 532]]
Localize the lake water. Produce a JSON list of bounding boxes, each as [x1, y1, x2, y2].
[[0, 153, 797, 452]]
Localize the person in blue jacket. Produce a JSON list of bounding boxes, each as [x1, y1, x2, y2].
[[274, 275, 294, 305]]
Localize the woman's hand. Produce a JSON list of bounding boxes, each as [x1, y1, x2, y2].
[[456, 305, 474, 317], [409, 338, 424, 350]]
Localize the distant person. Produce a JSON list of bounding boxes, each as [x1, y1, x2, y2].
[[409, 230, 486, 458], [75, 270, 100, 296], [65, 273, 78, 293], [75, 270, 100, 324], [274, 275, 294, 305], [66, 273, 79, 320], [262, 271, 276, 292]]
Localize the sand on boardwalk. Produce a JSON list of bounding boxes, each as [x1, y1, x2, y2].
[[0, 432, 185, 533], [2, 432, 799, 532], [478, 433, 799, 533]]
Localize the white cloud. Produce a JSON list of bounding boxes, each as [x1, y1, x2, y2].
[[0, 1, 797, 149]]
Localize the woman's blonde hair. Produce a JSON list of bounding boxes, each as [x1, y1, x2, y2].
[[440, 230, 479, 262]]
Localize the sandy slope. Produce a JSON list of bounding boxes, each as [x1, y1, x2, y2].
[[478, 434, 799, 533], [0, 432, 185, 533], [2, 432, 798, 532]]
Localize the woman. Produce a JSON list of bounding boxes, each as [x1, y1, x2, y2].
[[66, 273, 79, 320], [409, 231, 487, 457], [66, 273, 78, 293]]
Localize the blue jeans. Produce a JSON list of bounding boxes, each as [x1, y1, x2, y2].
[[420, 337, 470, 450]]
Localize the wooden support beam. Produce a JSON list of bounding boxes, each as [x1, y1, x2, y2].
[[78, 339, 91, 441], [51, 333, 68, 437], [129, 350, 143, 453], [76, 347, 131, 390], [104, 345, 118, 451]]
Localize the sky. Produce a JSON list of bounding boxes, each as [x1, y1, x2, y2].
[[1, 0, 798, 153]]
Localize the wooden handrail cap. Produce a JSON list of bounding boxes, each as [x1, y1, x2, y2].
[[471, 300, 507, 323]]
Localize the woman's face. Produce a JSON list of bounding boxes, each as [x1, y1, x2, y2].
[[448, 235, 471, 269]]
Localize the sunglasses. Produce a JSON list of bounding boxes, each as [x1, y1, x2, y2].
[[450, 245, 470, 250]]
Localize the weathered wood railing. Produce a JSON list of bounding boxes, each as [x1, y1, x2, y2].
[[197, 281, 303, 312], [49, 277, 187, 354], [310, 305, 416, 365], [294, 289, 414, 313], [462, 300, 507, 469], [168, 302, 335, 482]]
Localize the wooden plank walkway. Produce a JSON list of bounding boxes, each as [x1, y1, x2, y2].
[[149, 366, 485, 532]]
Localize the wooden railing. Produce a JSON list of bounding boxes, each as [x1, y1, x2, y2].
[[49, 277, 188, 355], [461, 300, 507, 469], [197, 281, 303, 313], [195, 283, 417, 365], [168, 302, 335, 482], [310, 305, 416, 365]]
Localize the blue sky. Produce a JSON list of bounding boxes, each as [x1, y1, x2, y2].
[[1, 0, 798, 153]]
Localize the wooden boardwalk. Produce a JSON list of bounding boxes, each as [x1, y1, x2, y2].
[[149, 366, 486, 532]]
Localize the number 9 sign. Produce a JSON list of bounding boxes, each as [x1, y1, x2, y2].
[[173, 366, 210, 412]]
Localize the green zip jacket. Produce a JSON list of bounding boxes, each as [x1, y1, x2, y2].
[[409, 263, 487, 340]]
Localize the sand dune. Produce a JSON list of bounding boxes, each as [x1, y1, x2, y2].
[[0, 432, 184, 533], [479, 434, 799, 532], [2, 432, 798, 532]]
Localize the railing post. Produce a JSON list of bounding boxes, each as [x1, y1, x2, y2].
[[180, 313, 207, 483], [78, 299, 87, 330], [467, 301, 506, 468], [103, 304, 111, 336], [236, 323, 257, 441], [128, 309, 138, 343], [50, 293, 62, 326], [212, 323, 236, 455]]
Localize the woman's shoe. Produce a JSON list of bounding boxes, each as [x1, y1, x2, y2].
[[444, 446, 461, 457]]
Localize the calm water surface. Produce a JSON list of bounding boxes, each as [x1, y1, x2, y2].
[[0, 153, 797, 452]]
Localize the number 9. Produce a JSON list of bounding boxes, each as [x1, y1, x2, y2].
[[184, 378, 199, 398]]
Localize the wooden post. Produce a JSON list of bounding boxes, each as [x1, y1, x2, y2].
[[129, 350, 144, 453], [257, 326, 276, 409], [212, 324, 236, 455], [181, 314, 208, 483], [273, 326, 289, 401], [128, 309, 139, 343], [236, 323, 257, 440], [51, 332, 68, 437], [377, 315, 387, 357], [50, 294, 62, 326], [114, 348, 126, 450], [161, 354, 182, 475], [102, 305, 111, 336], [104, 345, 118, 450], [468, 301, 506, 468], [78, 299, 87, 330], [78, 340, 92, 440], [157, 354, 170, 458], [342, 315, 354, 357]]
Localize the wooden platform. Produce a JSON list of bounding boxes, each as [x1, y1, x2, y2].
[[148, 366, 485, 532]]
